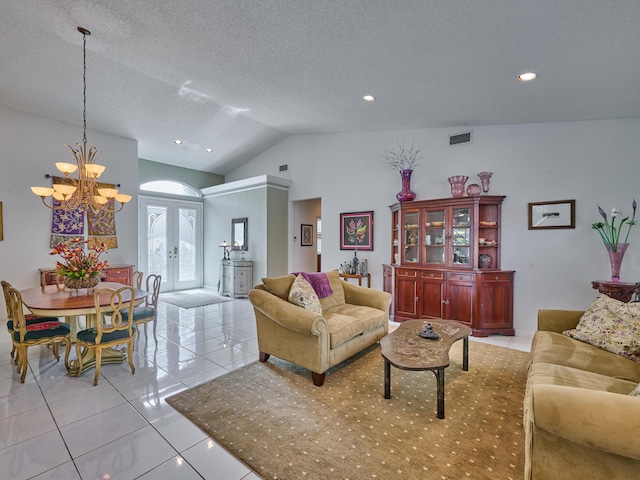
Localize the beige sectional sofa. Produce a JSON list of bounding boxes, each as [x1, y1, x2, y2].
[[524, 305, 640, 479], [249, 270, 391, 386]]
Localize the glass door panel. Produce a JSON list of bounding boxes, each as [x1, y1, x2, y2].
[[425, 209, 445, 265], [403, 211, 420, 264], [452, 208, 471, 265], [140, 197, 202, 292]]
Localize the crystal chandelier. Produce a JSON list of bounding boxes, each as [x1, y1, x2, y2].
[[31, 27, 131, 213]]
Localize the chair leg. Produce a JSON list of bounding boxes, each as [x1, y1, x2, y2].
[[143, 322, 148, 340], [127, 338, 136, 375], [152, 319, 157, 342], [52, 341, 60, 361], [10, 342, 15, 359], [93, 348, 102, 386], [17, 346, 28, 383]]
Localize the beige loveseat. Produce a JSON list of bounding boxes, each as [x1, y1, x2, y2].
[[524, 306, 640, 479], [249, 271, 391, 386]]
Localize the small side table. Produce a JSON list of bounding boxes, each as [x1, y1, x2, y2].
[[339, 273, 371, 287], [591, 280, 638, 303]]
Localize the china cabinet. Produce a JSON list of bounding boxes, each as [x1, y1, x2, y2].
[[384, 196, 514, 336]]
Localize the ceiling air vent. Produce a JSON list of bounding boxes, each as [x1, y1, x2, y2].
[[449, 132, 472, 146], [279, 164, 288, 172]]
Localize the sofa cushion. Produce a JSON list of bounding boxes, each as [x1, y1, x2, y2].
[[288, 274, 322, 315], [328, 303, 387, 333], [262, 274, 296, 300], [527, 362, 637, 395], [563, 293, 640, 361], [324, 311, 364, 349], [319, 270, 346, 311], [531, 330, 640, 383]]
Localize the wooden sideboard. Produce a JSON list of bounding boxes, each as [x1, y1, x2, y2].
[[40, 264, 134, 287]]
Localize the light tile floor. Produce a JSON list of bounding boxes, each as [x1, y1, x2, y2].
[[1, 298, 532, 479]]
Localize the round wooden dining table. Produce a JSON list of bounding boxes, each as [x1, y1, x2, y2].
[[20, 282, 148, 376]]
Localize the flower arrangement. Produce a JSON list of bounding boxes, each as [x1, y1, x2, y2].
[[592, 199, 637, 252], [380, 140, 426, 171], [50, 238, 109, 278]]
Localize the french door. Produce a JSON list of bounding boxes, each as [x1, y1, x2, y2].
[[139, 197, 203, 292]]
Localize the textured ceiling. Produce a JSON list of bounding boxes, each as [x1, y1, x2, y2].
[[1, 0, 639, 175]]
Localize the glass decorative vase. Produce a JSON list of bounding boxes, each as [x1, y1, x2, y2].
[[605, 243, 629, 282], [396, 169, 416, 202], [477, 171, 493, 194], [447, 175, 469, 198]]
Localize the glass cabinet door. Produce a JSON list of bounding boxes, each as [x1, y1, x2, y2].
[[424, 209, 445, 264], [451, 207, 471, 265], [403, 211, 420, 264]]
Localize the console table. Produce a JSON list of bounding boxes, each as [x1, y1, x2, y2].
[[220, 260, 253, 298], [339, 273, 370, 288], [591, 280, 638, 303]]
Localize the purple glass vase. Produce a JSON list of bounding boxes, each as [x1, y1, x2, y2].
[[396, 169, 416, 202], [605, 243, 629, 282]]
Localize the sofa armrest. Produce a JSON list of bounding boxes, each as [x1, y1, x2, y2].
[[537, 309, 584, 333], [531, 384, 640, 460], [342, 281, 392, 313], [249, 288, 327, 336]]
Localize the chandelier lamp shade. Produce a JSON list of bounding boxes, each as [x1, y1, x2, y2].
[[30, 27, 131, 213]]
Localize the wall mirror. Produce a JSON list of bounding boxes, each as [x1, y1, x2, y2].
[[232, 217, 248, 251]]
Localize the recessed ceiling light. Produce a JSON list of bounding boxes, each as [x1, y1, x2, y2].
[[174, 139, 183, 144], [517, 72, 537, 82], [206, 148, 213, 153], [363, 95, 376, 102]]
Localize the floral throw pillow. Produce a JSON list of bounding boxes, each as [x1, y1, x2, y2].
[[629, 383, 640, 397], [288, 274, 323, 315], [563, 293, 640, 362]]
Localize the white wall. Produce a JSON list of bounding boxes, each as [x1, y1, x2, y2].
[[202, 176, 290, 288], [226, 118, 640, 336], [0, 107, 139, 295]]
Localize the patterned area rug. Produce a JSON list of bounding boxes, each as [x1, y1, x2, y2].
[[167, 341, 529, 479], [158, 288, 232, 309]]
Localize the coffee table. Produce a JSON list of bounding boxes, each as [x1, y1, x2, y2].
[[380, 319, 472, 419]]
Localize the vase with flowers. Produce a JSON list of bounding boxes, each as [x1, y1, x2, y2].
[[592, 199, 636, 282], [380, 140, 426, 202], [50, 237, 109, 295]]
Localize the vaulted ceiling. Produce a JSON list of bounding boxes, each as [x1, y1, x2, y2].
[[1, 1, 639, 175]]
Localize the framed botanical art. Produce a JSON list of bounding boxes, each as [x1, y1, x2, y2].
[[340, 211, 373, 250], [301, 224, 313, 246], [528, 200, 576, 230]]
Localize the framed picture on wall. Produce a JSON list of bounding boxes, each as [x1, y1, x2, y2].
[[301, 224, 313, 246], [528, 199, 576, 229], [340, 211, 373, 250]]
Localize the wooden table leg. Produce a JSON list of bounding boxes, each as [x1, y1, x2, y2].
[[463, 336, 469, 371], [384, 359, 391, 399], [435, 367, 445, 419]]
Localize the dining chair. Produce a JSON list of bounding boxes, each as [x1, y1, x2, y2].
[[124, 274, 161, 342], [5, 284, 71, 383], [132, 270, 144, 289], [75, 286, 136, 386], [2, 280, 61, 364]]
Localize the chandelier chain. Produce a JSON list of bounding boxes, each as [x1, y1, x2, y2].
[[82, 30, 87, 147]]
